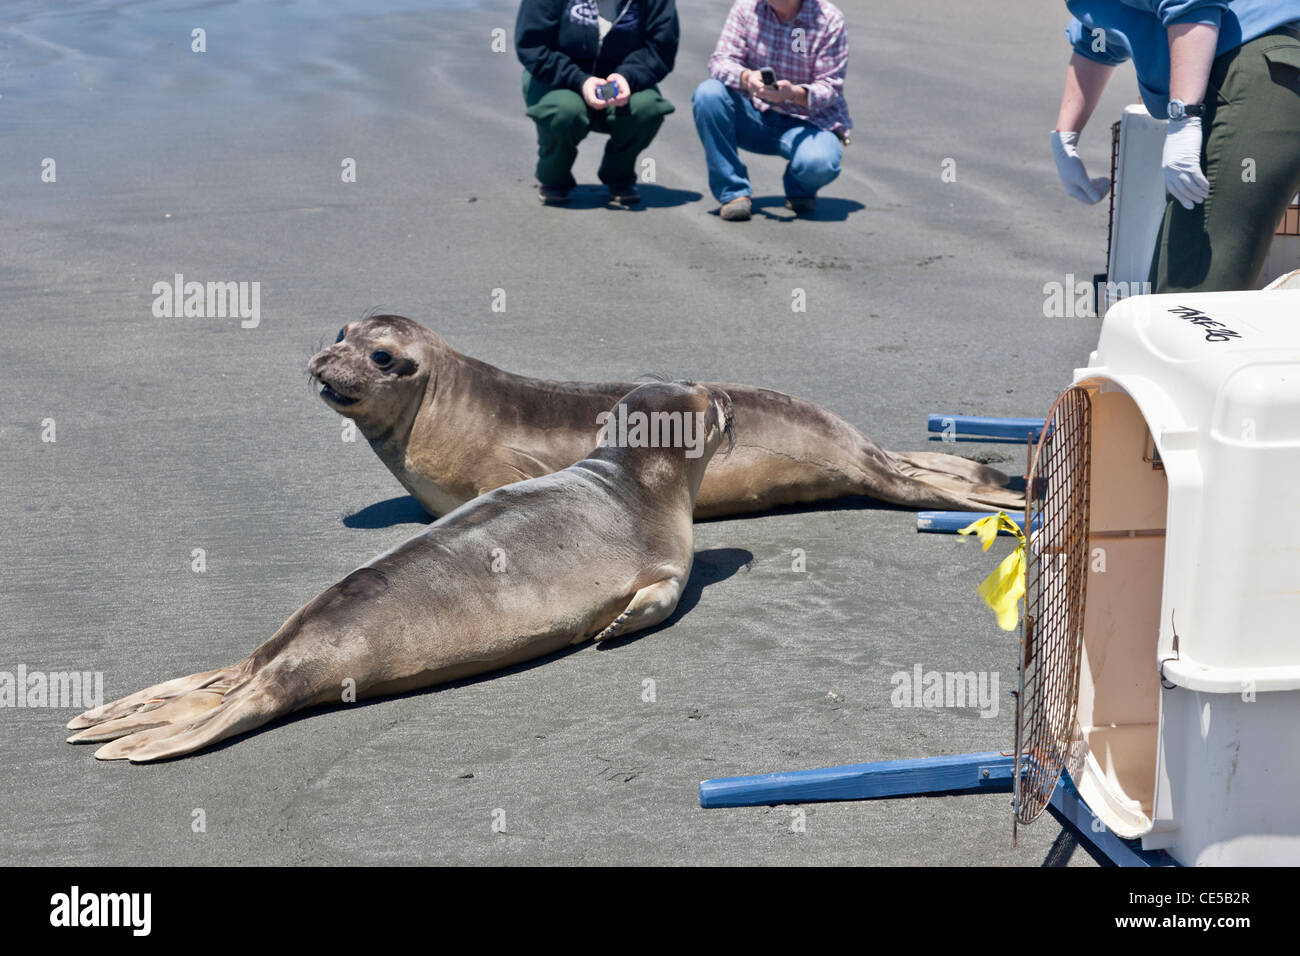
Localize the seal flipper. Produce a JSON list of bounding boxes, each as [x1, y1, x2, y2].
[[65, 665, 278, 762], [887, 451, 1025, 511], [593, 576, 686, 643], [65, 667, 235, 731], [88, 686, 279, 762], [66, 689, 229, 743]]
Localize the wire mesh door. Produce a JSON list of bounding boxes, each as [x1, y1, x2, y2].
[[1014, 385, 1092, 837]]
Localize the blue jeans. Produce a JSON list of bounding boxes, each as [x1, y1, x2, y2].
[[691, 78, 843, 203]]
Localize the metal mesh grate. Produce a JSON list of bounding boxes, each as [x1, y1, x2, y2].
[[1106, 119, 1121, 267], [1013, 386, 1092, 835]]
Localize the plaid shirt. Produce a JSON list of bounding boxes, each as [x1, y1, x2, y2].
[[707, 0, 851, 134]]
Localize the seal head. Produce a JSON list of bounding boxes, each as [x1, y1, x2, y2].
[[309, 315, 433, 443]]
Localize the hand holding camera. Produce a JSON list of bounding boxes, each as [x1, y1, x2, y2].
[[744, 68, 801, 105], [741, 67, 776, 94], [582, 74, 631, 109]]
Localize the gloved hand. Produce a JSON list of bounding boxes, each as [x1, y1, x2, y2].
[[1051, 130, 1111, 204], [1162, 115, 1210, 210]]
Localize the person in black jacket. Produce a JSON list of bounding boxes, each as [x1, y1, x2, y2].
[[516, 0, 680, 205]]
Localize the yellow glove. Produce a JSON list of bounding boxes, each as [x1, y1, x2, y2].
[[959, 512, 1027, 631]]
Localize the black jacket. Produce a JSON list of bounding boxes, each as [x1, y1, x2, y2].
[[515, 0, 679, 92]]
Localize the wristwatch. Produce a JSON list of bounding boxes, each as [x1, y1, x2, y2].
[[1167, 98, 1206, 121]]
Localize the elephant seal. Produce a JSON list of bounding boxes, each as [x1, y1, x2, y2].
[[66, 381, 732, 762], [308, 315, 1022, 520]]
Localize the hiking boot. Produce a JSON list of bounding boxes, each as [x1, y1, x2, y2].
[[719, 196, 752, 221], [785, 196, 816, 215], [538, 184, 571, 205]]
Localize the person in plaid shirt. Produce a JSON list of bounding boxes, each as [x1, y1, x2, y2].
[[692, 0, 852, 220]]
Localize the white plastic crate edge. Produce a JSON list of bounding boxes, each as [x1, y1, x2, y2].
[[1075, 288, 1300, 691], [1105, 104, 1166, 313]]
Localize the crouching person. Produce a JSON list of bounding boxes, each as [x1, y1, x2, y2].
[[516, 0, 680, 206], [693, 0, 852, 220]]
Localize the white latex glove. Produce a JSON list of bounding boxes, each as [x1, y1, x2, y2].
[[1162, 116, 1210, 210], [1051, 130, 1111, 204]]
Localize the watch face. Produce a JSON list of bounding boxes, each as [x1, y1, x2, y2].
[[1168, 99, 1184, 120]]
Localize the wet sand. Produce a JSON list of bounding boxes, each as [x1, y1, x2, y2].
[[0, 0, 1140, 864]]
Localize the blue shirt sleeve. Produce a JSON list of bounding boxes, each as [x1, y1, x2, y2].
[[1149, 1, 1227, 27], [1067, 16, 1132, 66]]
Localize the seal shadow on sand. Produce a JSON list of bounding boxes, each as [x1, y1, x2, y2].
[[690, 476, 1025, 522], [344, 495, 434, 528], [342, 479, 1027, 531], [128, 547, 754, 762]]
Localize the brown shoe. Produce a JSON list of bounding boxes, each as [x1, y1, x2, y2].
[[785, 196, 816, 215], [719, 196, 752, 221]]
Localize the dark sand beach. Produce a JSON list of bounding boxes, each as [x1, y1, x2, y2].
[[1, 0, 1141, 864]]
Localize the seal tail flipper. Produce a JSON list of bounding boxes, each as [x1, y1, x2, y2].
[[64, 664, 281, 762], [65, 667, 234, 731], [65, 689, 230, 743], [81, 684, 279, 763], [885, 451, 1026, 511]]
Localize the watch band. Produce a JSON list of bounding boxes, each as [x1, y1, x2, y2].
[[1168, 98, 1206, 120]]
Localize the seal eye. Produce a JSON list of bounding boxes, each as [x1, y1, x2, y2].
[[371, 350, 393, 368], [335, 327, 346, 343]]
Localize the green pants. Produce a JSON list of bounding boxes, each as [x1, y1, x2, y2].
[[1150, 27, 1300, 292], [522, 71, 675, 189]]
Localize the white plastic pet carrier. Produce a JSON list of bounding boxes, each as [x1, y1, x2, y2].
[[1015, 287, 1300, 865]]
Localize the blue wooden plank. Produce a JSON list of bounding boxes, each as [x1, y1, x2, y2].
[[699, 750, 1178, 867], [1047, 773, 1177, 867], [916, 511, 1039, 534], [699, 751, 1014, 808], [928, 414, 1045, 442]]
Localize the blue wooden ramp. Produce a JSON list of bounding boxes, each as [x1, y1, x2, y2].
[[916, 511, 1040, 535], [699, 751, 1174, 867], [927, 414, 1045, 443], [700, 751, 1015, 806]]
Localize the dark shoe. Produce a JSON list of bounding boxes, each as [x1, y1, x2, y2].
[[719, 196, 752, 221], [785, 196, 816, 215], [607, 181, 641, 206], [538, 184, 571, 205]]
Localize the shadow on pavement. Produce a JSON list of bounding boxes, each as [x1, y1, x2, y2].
[[546, 183, 704, 210], [343, 495, 434, 528], [598, 545, 754, 647], [750, 194, 866, 222]]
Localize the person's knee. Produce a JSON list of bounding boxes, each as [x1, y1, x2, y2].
[[625, 90, 674, 122], [791, 136, 843, 184], [692, 78, 732, 115], [531, 91, 589, 133]]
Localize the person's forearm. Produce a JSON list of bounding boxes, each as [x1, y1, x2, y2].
[[1055, 52, 1115, 132], [1168, 22, 1219, 104]]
